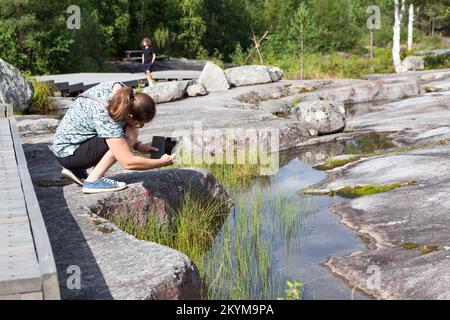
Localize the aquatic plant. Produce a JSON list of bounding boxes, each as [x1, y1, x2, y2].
[[419, 245, 439, 255], [402, 242, 420, 250], [316, 138, 450, 171], [315, 156, 361, 170], [331, 182, 417, 198]]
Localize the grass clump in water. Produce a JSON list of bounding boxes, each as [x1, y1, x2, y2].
[[315, 138, 450, 171], [315, 156, 361, 170], [402, 242, 420, 250], [107, 192, 229, 272], [331, 182, 416, 198], [419, 245, 439, 255]]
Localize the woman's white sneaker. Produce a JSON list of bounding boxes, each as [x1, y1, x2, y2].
[[82, 177, 127, 194], [61, 168, 88, 186]]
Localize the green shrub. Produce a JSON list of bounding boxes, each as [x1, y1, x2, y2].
[[23, 72, 56, 114], [230, 43, 246, 66], [424, 54, 450, 70]]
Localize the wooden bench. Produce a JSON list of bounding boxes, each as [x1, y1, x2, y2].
[[0, 110, 60, 300], [124, 50, 170, 63]]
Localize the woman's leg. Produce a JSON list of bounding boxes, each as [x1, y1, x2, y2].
[[85, 126, 139, 182]]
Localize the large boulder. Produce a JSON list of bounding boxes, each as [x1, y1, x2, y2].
[[401, 56, 424, 71], [90, 168, 231, 226], [0, 58, 34, 112], [198, 62, 230, 92], [225, 65, 273, 87], [292, 100, 346, 135], [144, 81, 189, 104]]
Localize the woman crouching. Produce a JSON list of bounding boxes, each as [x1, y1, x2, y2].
[[52, 81, 173, 194]]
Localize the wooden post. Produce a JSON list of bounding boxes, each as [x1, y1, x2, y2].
[[0, 104, 13, 118]]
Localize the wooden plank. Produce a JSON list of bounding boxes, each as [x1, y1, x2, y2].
[[8, 118, 60, 300]]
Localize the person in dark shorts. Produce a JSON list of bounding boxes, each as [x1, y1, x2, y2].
[[53, 81, 174, 194], [141, 37, 156, 86]]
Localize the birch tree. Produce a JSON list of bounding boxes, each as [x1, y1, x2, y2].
[[393, 0, 407, 73], [407, 3, 415, 51]]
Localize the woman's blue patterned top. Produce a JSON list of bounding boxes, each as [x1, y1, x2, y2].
[[53, 81, 126, 158]]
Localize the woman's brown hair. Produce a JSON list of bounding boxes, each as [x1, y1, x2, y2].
[[141, 37, 151, 48], [108, 87, 156, 123]]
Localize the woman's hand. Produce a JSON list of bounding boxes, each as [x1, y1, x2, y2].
[[159, 154, 174, 167]]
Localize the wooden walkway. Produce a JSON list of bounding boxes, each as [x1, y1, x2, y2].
[[35, 70, 201, 95], [0, 105, 60, 300]]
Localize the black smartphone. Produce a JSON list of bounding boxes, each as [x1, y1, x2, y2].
[[150, 136, 177, 159]]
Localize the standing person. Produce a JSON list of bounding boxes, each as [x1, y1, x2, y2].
[[141, 37, 156, 87], [53, 81, 174, 194]]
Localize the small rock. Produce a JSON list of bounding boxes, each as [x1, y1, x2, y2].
[[308, 129, 318, 137], [401, 56, 424, 71], [0, 58, 34, 112], [144, 81, 189, 104], [292, 100, 346, 135], [187, 83, 208, 97], [198, 62, 230, 92], [267, 66, 284, 82]]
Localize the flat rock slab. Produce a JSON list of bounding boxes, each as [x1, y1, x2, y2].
[[311, 144, 450, 190], [328, 179, 450, 299], [347, 91, 450, 145], [305, 79, 450, 299]]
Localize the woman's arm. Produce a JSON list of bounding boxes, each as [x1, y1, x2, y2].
[[152, 53, 156, 64], [106, 137, 173, 170]]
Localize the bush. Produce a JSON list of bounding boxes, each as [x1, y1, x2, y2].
[[24, 72, 56, 114], [230, 43, 246, 66], [425, 54, 450, 69]]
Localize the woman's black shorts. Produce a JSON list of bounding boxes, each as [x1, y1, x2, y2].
[[56, 136, 109, 170]]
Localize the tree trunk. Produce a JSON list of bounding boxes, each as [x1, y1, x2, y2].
[[300, 23, 304, 80], [392, 0, 406, 73], [408, 4, 414, 51], [370, 30, 374, 59]]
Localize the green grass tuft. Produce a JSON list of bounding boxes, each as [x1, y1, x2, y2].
[[419, 245, 439, 255], [331, 182, 416, 198], [23, 72, 56, 114], [402, 242, 420, 250], [316, 138, 450, 171], [315, 156, 361, 170]]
